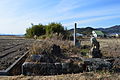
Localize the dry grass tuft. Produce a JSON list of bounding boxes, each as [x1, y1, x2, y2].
[[98, 38, 120, 57], [0, 72, 119, 80]]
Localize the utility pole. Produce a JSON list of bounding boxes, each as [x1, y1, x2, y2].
[[74, 23, 77, 46]]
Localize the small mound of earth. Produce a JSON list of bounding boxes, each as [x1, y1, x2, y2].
[[26, 40, 83, 63]]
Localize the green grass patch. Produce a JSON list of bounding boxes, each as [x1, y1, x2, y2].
[[80, 49, 89, 56], [80, 49, 89, 53]]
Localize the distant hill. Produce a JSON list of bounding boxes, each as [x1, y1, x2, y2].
[[0, 34, 24, 36], [69, 25, 120, 36], [97, 25, 120, 34], [69, 27, 96, 36]]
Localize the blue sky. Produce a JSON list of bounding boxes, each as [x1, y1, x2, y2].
[[0, 0, 120, 34]]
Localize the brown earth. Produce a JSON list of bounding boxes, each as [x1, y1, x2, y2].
[[0, 37, 34, 70]]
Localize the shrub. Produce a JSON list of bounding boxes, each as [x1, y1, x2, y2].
[[25, 22, 70, 39], [46, 22, 64, 35], [25, 24, 46, 38]]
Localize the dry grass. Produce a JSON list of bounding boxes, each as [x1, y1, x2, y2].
[[98, 38, 120, 57], [26, 37, 82, 63], [29, 37, 81, 57], [0, 72, 119, 80], [81, 38, 120, 57]]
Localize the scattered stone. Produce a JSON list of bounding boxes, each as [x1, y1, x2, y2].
[[84, 58, 112, 71], [15, 56, 20, 60]]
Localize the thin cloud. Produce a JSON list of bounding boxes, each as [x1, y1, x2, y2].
[[0, 0, 120, 34], [64, 15, 120, 26], [36, 6, 120, 24], [53, 0, 101, 14]]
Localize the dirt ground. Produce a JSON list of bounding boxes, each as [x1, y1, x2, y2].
[[0, 37, 34, 70]]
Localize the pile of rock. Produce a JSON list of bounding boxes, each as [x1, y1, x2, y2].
[[21, 39, 120, 75], [22, 43, 84, 75]]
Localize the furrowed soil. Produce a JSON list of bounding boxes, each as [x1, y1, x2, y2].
[[0, 36, 34, 70]]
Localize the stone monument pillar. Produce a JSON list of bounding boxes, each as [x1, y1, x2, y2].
[[90, 36, 102, 58]]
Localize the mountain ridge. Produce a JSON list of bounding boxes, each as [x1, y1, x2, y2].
[[69, 25, 120, 35], [97, 25, 120, 34]]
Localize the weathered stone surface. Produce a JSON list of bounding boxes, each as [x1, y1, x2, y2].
[[84, 58, 112, 71], [69, 63, 83, 73], [30, 54, 56, 63], [30, 54, 44, 62], [91, 49, 102, 58], [22, 62, 56, 75], [54, 63, 62, 74], [112, 58, 120, 72], [51, 44, 61, 55], [22, 57, 119, 75], [90, 37, 102, 58], [61, 63, 70, 73], [22, 62, 84, 75], [30, 44, 63, 63]]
